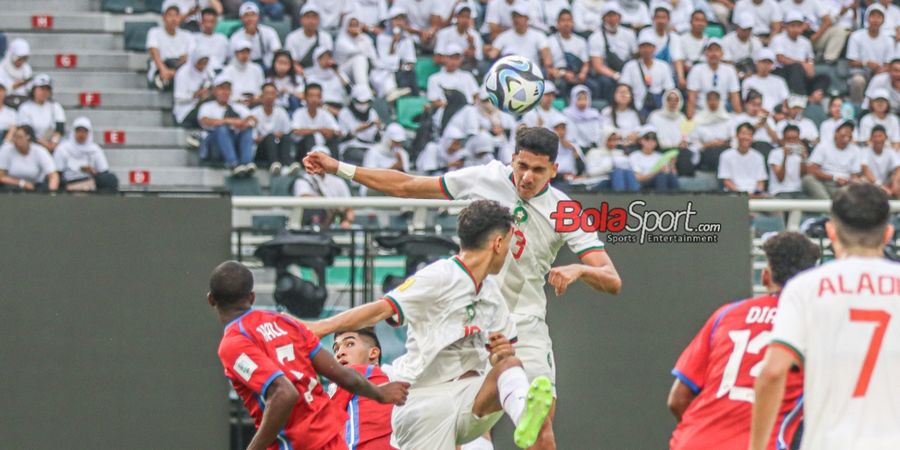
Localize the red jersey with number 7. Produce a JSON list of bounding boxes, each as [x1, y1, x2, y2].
[[219, 309, 347, 450], [670, 294, 804, 450]]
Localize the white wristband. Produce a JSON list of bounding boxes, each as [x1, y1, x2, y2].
[[18, 179, 25, 188], [337, 162, 357, 181]]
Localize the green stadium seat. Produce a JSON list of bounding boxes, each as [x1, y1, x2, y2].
[[215, 19, 244, 37], [803, 102, 827, 127], [225, 176, 263, 195], [252, 215, 288, 232], [101, 0, 144, 13], [552, 98, 566, 111], [123, 21, 157, 52], [269, 175, 297, 196], [396, 96, 429, 130], [752, 214, 786, 236], [372, 97, 392, 123], [144, 0, 165, 13], [704, 24, 725, 38], [415, 57, 441, 91], [263, 18, 292, 43]]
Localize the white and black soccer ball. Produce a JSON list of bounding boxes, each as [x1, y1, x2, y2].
[[484, 55, 545, 116]]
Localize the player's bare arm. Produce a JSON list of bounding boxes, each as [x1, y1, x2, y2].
[[311, 348, 409, 405], [306, 299, 395, 338], [666, 380, 698, 422], [749, 345, 798, 450], [303, 151, 445, 199], [548, 251, 622, 296], [246, 376, 300, 450], [488, 332, 516, 365]]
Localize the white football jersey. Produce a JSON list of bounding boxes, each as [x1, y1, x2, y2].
[[384, 256, 516, 387], [441, 160, 606, 320], [771, 257, 900, 450]]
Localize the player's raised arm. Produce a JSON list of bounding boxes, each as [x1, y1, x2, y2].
[[303, 151, 444, 199], [245, 377, 299, 450], [306, 299, 395, 338], [749, 346, 796, 450], [311, 348, 409, 405]]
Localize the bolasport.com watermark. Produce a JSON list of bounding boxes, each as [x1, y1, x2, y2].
[[549, 200, 722, 245]]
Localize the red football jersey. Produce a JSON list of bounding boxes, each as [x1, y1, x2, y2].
[[670, 294, 804, 450], [332, 365, 395, 450], [219, 309, 348, 450]]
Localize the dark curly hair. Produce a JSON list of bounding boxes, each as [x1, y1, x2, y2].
[[762, 231, 820, 287], [209, 261, 254, 306], [457, 200, 514, 250], [831, 183, 890, 248], [515, 126, 558, 162]]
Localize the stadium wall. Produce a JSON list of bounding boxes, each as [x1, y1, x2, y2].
[[493, 194, 752, 449], [0, 195, 231, 449]]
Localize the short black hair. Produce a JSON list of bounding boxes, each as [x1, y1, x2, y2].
[[209, 261, 254, 306], [334, 327, 382, 364], [762, 232, 820, 286], [831, 183, 890, 248], [836, 120, 855, 132], [744, 89, 762, 103], [735, 122, 754, 135], [515, 126, 558, 162], [457, 200, 514, 250], [783, 124, 800, 136], [16, 125, 35, 142], [871, 124, 888, 136], [828, 96, 843, 108], [163, 5, 180, 14], [261, 82, 277, 91], [305, 82, 322, 95]]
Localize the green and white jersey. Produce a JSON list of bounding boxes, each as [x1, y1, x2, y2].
[[440, 160, 606, 320], [383, 256, 516, 388]]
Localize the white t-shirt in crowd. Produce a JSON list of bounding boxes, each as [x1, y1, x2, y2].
[[718, 147, 768, 192], [197, 100, 251, 131], [601, 107, 642, 137], [220, 61, 265, 102], [0, 142, 56, 183], [731, 113, 778, 143], [53, 139, 109, 182], [621, 58, 675, 108], [0, 105, 16, 131], [857, 113, 900, 144], [291, 107, 340, 146], [862, 145, 898, 183], [864, 73, 900, 113], [678, 32, 707, 65], [482, 0, 540, 32], [435, 26, 484, 62], [629, 150, 663, 175], [767, 147, 804, 195], [192, 31, 230, 71], [734, 0, 784, 35], [687, 63, 741, 109], [394, 0, 443, 31], [645, 29, 685, 62], [16, 100, 65, 140], [846, 29, 895, 66], [808, 140, 863, 179], [307, 0, 350, 32], [173, 64, 214, 123], [771, 32, 815, 66], [230, 26, 282, 67], [284, 29, 334, 67], [722, 32, 763, 63], [548, 33, 589, 69], [492, 28, 549, 66], [778, 0, 831, 30], [742, 74, 790, 112], [294, 173, 351, 198], [777, 117, 820, 143], [588, 26, 638, 63], [250, 105, 292, 139], [426, 69, 480, 104], [146, 26, 194, 80], [620, 2, 651, 28]]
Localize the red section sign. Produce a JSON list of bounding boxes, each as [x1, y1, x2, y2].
[[79, 92, 101, 107], [32, 15, 53, 29], [129, 170, 151, 185], [55, 54, 77, 68], [104, 130, 126, 145]]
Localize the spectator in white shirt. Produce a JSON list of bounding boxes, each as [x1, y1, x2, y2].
[[305, 48, 352, 108], [173, 47, 214, 128], [485, 4, 553, 78], [873, 0, 900, 38], [0, 83, 15, 142], [291, 83, 342, 161], [364, 123, 410, 172], [819, 96, 846, 146], [847, 4, 894, 105], [648, 89, 689, 151], [0, 125, 57, 191], [0, 38, 32, 102], [647, 5, 686, 88], [767, 124, 808, 197], [483, 0, 539, 42], [864, 59, 900, 114], [686, 38, 742, 119], [771, 11, 830, 102], [731, 89, 779, 148], [520, 81, 568, 130], [589, 2, 638, 102], [220, 39, 265, 106], [284, 4, 334, 75], [857, 89, 900, 148], [734, 0, 783, 43], [306, 0, 350, 34], [572, 0, 605, 34], [619, 0, 652, 30], [426, 43, 479, 109], [198, 74, 258, 175], [547, 8, 590, 96], [779, 0, 848, 64], [294, 146, 355, 227], [802, 120, 863, 198], [348, 0, 390, 32], [192, 8, 230, 72], [338, 85, 381, 157], [229, 2, 282, 69], [334, 14, 376, 88], [53, 116, 117, 192], [722, 13, 763, 79], [678, 10, 708, 77], [434, 4, 483, 72], [742, 49, 790, 113], [861, 125, 899, 196], [251, 83, 294, 175], [776, 95, 820, 145], [392, 0, 443, 47], [582, 128, 640, 190], [549, 116, 581, 182], [691, 91, 735, 172], [630, 125, 679, 191], [623, 29, 675, 121], [601, 84, 643, 148], [147, 5, 194, 91], [266, 50, 305, 114], [719, 122, 768, 195], [371, 6, 418, 100], [16, 74, 65, 152], [652, 0, 694, 33], [161, 0, 222, 32]]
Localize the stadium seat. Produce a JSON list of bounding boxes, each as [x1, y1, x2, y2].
[[432, 212, 458, 233], [396, 96, 429, 130], [341, 147, 367, 167], [145, 0, 164, 12], [752, 214, 786, 236], [415, 57, 440, 91], [225, 176, 263, 196], [372, 97, 392, 123], [803, 102, 827, 127], [123, 22, 158, 52], [552, 98, 566, 111], [269, 175, 297, 196], [215, 19, 244, 37], [263, 18, 292, 43], [252, 215, 288, 232], [704, 24, 725, 38], [101, 0, 144, 13]]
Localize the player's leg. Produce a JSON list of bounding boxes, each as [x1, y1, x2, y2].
[[528, 400, 556, 450], [512, 317, 558, 450]]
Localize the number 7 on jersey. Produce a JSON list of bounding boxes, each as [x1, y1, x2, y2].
[[849, 309, 892, 398]]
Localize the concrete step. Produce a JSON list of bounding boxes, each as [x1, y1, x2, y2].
[[109, 166, 274, 187], [66, 108, 171, 128], [105, 148, 199, 166], [91, 126, 188, 148], [31, 51, 147, 72], [0, 12, 159, 33], [0, 0, 94, 13], [44, 71, 145, 90], [57, 89, 172, 110], [7, 32, 122, 52]]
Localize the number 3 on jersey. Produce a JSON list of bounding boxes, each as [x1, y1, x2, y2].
[[512, 229, 526, 260]]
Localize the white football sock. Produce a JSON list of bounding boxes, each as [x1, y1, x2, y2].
[[497, 366, 530, 426], [460, 436, 494, 450]]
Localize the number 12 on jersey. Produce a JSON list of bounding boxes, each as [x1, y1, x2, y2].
[[849, 309, 892, 398], [717, 330, 770, 403]]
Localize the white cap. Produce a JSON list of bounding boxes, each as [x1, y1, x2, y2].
[[310, 145, 332, 156], [213, 73, 232, 87], [239, 1, 260, 16], [351, 84, 373, 102], [467, 133, 494, 154], [868, 88, 890, 101], [511, 2, 531, 17], [388, 5, 407, 18], [735, 12, 754, 29], [754, 48, 775, 62], [232, 39, 252, 52], [444, 125, 467, 140], [32, 73, 51, 88], [602, 2, 623, 17], [547, 115, 567, 128], [72, 116, 92, 130], [454, 3, 475, 17], [9, 39, 30, 59], [300, 3, 320, 16], [442, 42, 464, 56], [787, 95, 807, 108], [639, 124, 658, 136], [385, 123, 407, 142], [784, 10, 805, 24], [637, 29, 657, 46], [543, 80, 557, 95], [866, 3, 887, 20], [704, 37, 723, 50], [313, 47, 331, 61]]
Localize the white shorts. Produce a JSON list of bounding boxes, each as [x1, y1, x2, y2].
[[513, 315, 557, 396], [390, 375, 504, 450]]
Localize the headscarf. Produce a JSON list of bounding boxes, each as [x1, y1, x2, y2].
[[1, 39, 30, 81], [658, 89, 685, 120], [349, 84, 373, 121], [334, 14, 375, 64], [56, 116, 108, 178], [563, 85, 602, 122], [186, 47, 214, 85], [694, 94, 732, 126], [305, 47, 335, 81]]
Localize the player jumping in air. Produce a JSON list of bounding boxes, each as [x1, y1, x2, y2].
[[751, 183, 900, 450], [330, 328, 395, 449], [304, 126, 622, 449], [208, 261, 409, 450], [309, 200, 555, 450], [668, 231, 820, 450]]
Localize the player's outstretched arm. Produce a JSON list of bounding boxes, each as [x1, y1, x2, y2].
[[246, 377, 299, 450], [748, 346, 796, 450], [548, 251, 622, 296], [306, 300, 395, 338], [303, 151, 444, 199], [311, 350, 409, 405]]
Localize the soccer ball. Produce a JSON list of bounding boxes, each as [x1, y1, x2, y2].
[[484, 55, 545, 116]]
